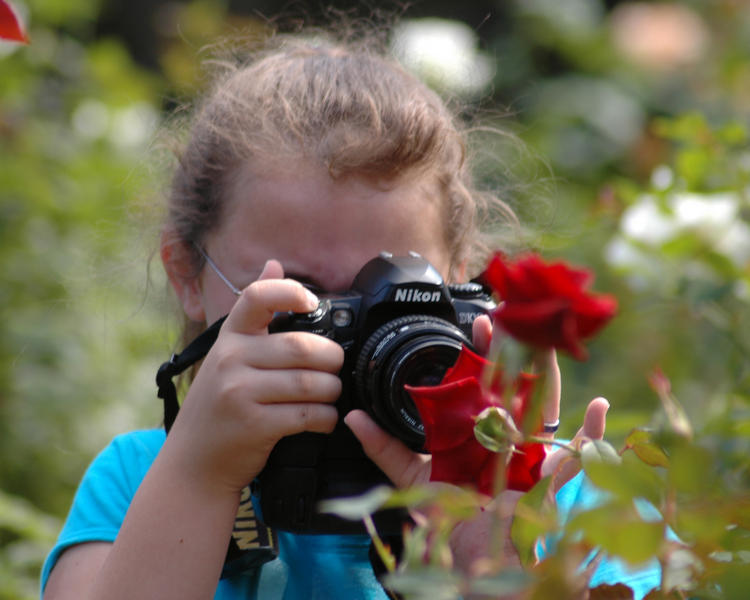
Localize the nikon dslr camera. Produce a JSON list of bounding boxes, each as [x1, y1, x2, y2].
[[258, 252, 495, 533]]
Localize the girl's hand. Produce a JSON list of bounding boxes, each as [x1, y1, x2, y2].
[[472, 314, 610, 491], [166, 259, 344, 495], [347, 314, 607, 490], [346, 313, 609, 577]]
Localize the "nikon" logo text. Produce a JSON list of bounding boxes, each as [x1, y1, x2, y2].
[[394, 288, 442, 302]]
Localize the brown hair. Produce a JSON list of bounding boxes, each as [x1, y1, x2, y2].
[[164, 30, 518, 341]]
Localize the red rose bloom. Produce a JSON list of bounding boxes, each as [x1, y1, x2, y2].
[[406, 345, 545, 496], [482, 253, 617, 360], [0, 1, 28, 43]]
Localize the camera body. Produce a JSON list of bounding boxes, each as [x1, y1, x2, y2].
[[257, 252, 494, 533]]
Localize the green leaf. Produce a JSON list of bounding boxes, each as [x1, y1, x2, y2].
[[383, 484, 481, 518], [716, 121, 748, 146], [584, 448, 664, 506], [674, 505, 732, 546], [0, 489, 60, 543], [567, 505, 665, 565], [467, 570, 532, 596], [624, 429, 670, 468], [581, 439, 621, 465], [653, 112, 708, 143], [318, 485, 393, 520], [511, 476, 556, 567], [666, 442, 715, 495], [383, 569, 462, 600]]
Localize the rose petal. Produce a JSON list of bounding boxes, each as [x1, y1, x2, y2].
[[407, 344, 544, 495], [506, 442, 546, 492], [573, 294, 619, 338], [407, 377, 489, 451], [441, 343, 491, 384], [473, 452, 503, 496], [485, 252, 616, 360], [0, 1, 28, 44], [430, 438, 493, 484]]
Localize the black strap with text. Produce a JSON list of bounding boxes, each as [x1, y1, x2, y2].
[[155, 315, 278, 577]]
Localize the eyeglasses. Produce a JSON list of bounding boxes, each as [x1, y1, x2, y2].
[[194, 244, 242, 297], [194, 243, 326, 297]]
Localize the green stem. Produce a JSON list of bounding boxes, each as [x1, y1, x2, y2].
[[527, 435, 580, 456], [363, 514, 396, 573]]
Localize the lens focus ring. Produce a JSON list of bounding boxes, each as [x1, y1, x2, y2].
[[354, 315, 471, 450]]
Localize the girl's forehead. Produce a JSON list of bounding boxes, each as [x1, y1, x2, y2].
[[224, 159, 440, 232], [211, 160, 452, 289]]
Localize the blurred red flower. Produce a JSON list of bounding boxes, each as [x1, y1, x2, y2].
[[482, 253, 617, 360], [0, 0, 28, 43], [406, 345, 545, 496]]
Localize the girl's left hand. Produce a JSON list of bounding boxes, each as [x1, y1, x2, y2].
[[346, 315, 607, 491], [345, 314, 609, 573]]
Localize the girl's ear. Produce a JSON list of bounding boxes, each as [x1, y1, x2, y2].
[[160, 230, 206, 323]]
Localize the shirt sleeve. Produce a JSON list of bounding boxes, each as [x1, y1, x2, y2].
[[39, 429, 166, 596]]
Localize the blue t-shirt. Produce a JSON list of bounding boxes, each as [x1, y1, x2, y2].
[[40, 429, 661, 599]]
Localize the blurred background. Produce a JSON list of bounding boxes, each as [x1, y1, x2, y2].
[[1, 1, 749, 597]]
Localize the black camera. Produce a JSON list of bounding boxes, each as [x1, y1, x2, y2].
[[257, 252, 495, 534]]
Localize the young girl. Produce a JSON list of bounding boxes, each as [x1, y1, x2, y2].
[[41, 30, 652, 600]]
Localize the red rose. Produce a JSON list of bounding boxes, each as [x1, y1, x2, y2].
[[482, 253, 617, 360], [0, 1, 28, 44], [406, 345, 545, 496]]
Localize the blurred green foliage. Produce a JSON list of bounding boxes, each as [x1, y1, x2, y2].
[[1, 0, 749, 598]]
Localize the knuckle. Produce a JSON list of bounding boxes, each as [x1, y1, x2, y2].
[[239, 282, 261, 305], [292, 370, 317, 397], [331, 342, 345, 365], [238, 280, 276, 315], [296, 404, 337, 433], [327, 376, 343, 400], [212, 342, 237, 370], [217, 376, 247, 406], [284, 332, 314, 361], [293, 283, 311, 305], [296, 404, 311, 426]]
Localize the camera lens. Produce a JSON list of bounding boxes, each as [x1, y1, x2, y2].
[[355, 315, 470, 450]]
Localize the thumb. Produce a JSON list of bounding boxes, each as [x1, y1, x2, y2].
[[543, 397, 610, 492], [578, 396, 609, 440], [344, 410, 429, 488], [257, 259, 284, 282]]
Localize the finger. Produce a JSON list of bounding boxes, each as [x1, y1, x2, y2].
[[236, 368, 342, 405], [533, 349, 560, 439], [225, 273, 319, 336], [545, 449, 583, 493], [578, 396, 609, 440], [544, 397, 610, 491], [471, 315, 493, 356], [344, 409, 429, 488], [257, 258, 285, 281], [232, 330, 344, 373], [450, 490, 525, 575], [261, 401, 339, 436]]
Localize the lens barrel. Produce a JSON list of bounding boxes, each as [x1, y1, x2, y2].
[[355, 315, 470, 450]]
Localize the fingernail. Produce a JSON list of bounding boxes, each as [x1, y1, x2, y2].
[[258, 259, 274, 280], [304, 288, 320, 311]]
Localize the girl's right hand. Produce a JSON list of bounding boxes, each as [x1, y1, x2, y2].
[[165, 259, 344, 496]]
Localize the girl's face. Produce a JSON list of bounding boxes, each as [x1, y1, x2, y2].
[[178, 160, 460, 325]]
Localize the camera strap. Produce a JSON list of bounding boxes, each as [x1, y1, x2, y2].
[[155, 315, 279, 577], [156, 316, 227, 434]]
